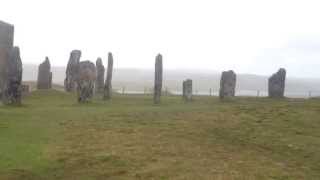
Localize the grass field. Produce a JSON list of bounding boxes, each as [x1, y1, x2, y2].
[[0, 90, 320, 180]]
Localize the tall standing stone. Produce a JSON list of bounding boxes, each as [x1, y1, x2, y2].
[[65, 50, 81, 92], [95, 57, 105, 93], [154, 54, 163, 104], [183, 79, 192, 101], [77, 61, 96, 102], [2, 47, 22, 105], [183, 81, 186, 98], [103, 53, 113, 100], [0, 21, 14, 98], [37, 57, 52, 89], [49, 72, 52, 89], [268, 68, 286, 98], [219, 70, 236, 99]]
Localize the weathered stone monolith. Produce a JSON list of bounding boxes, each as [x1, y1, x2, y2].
[[49, 72, 52, 89], [95, 57, 105, 93], [37, 57, 52, 89], [2, 47, 22, 105], [268, 68, 286, 98], [65, 50, 81, 92], [219, 70, 236, 99], [103, 53, 113, 100], [77, 61, 96, 102], [0, 21, 14, 99], [21, 84, 30, 96], [153, 54, 163, 104], [183, 79, 192, 101]]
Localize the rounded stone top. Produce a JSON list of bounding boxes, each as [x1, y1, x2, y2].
[[108, 52, 113, 59], [71, 49, 81, 54], [96, 57, 103, 65], [70, 50, 82, 60], [44, 56, 50, 63], [278, 68, 286, 73], [39, 56, 51, 70]]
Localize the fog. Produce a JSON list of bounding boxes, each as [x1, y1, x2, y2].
[[1, 0, 320, 78], [22, 64, 320, 98]]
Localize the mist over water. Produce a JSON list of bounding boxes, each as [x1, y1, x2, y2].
[[22, 64, 320, 98]]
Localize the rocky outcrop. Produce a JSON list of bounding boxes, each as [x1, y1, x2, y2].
[[65, 50, 81, 92], [77, 61, 96, 102], [153, 54, 163, 104], [95, 57, 105, 93], [2, 47, 22, 105], [103, 53, 113, 100], [219, 70, 236, 99], [183, 79, 192, 101], [0, 21, 14, 98], [268, 68, 286, 98], [37, 57, 52, 89]]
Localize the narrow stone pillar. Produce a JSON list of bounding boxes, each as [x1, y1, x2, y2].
[[21, 84, 30, 96], [77, 61, 96, 102], [95, 57, 105, 93], [219, 70, 236, 99], [49, 72, 52, 89], [183, 79, 192, 101], [2, 47, 22, 105], [153, 54, 163, 104], [65, 50, 81, 92], [37, 57, 52, 89], [104, 52, 113, 100], [0, 21, 14, 99], [182, 81, 186, 98], [268, 68, 286, 98]]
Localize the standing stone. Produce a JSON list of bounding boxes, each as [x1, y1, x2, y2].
[[49, 72, 52, 89], [0, 21, 14, 99], [154, 54, 163, 104], [183, 79, 192, 101], [21, 84, 30, 96], [268, 68, 286, 98], [183, 81, 186, 97], [219, 70, 236, 99], [95, 57, 105, 93], [77, 61, 96, 102], [103, 53, 113, 100], [65, 50, 81, 92], [2, 47, 22, 105], [37, 57, 52, 89]]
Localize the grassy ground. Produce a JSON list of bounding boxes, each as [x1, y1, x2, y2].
[[0, 90, 320, 180]]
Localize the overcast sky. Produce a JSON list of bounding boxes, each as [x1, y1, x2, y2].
[[1, 0, 320, 78]]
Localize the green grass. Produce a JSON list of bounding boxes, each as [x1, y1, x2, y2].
[[0, 90, 320, 179]]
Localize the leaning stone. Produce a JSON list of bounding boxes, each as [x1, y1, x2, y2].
[[268, 68, 286, 98], [183, 79, 192, 101], [219, 70, 236, 99], [2, 47, 22, 105], [65, 50, 81, 92], [103, 53, 113, 100], [95, 57, 105, 93], [0, 21, 14, 98], [153, 54, 163, 104], [77, 61, 96, 102], [37, 57, 52, 89]]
